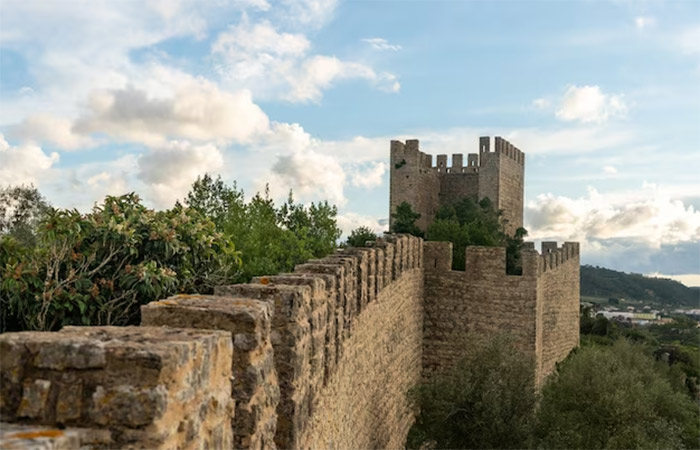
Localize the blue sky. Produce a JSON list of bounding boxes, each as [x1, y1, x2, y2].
[[1, 0, 699, 284]]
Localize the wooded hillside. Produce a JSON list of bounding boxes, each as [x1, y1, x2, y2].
[[581, 265, 698, 307]]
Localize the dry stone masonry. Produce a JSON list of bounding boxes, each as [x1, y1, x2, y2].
[[0, 137, 579, 449]]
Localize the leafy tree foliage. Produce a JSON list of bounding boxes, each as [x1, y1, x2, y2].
[[534, 340, 700, 449], [346, 226, 377, 247], [0, 184, 51, 247], [407, 334, 537, 449], [185, 175, 341, 283], [427, 197, 528, 273], [580, 307, 700, 399], [1, 193, 240, 331], [391, 201, 423, 237], [407, 332, 700, 450]]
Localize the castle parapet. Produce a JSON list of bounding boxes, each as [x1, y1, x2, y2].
[[539, 241, 580, 273]]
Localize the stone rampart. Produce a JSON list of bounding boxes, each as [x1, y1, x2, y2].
[[390, 137, 525, 234], [423, 241, 579, 383], [0, 235, 578, 449], [0, 326, 233, 448]]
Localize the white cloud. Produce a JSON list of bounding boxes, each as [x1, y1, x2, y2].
[[525, 184, 700, 247], [336, 213, 386, 238], [0, 134, 59, 186], [634, 16, 656, 30], [646, 272, 700, 288], [556, 85, 628, 123], [350, 162, 387, 189], [10, 114, 95, 150], [264, 149, 347, 206], [532, 98, 550, 109], [212, 20, 399, 102], [137, 140, 224, 208], [73, 72, 270, 147], [676, 25, 700, 55], [362, 38, 402, 51], [276, 0, 338, 29], [603, 165, 618, 174]]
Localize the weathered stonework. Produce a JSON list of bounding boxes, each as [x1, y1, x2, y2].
[[0, 326, 233, 449], [0, 136, 579, 450], [423, 241, 580, 384], [141, 295, 279, 450], [390, 136, 525, 235]]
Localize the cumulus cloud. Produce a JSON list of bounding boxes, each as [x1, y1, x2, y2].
[[556, 85, 628, 123], [275, 0, 339, 29], [137, 141, 224, 208], [266, 149, 347, 205], [0, 134, 59, 186], [73, 75, 269, 146], [212, 20, 399, 102], [336, 213, 386, 238], [603, 165, 618, 174], [525, 185, 700, 246], [350, 162, 387, 188], [362, 38, 402, 51], [10, 114, 94, 150]]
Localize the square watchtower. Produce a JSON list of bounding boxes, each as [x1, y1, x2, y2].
[[389, 136, 525, 235]]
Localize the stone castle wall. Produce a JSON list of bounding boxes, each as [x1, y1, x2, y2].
[[423, 241, 580, 383], [537, 242, 581, 378], [0, 135, 576, 450], [390, 136, 524, 235], [0, 235, 428, 449], [0, 236, 577, 449], [389, 140, 440, 231]]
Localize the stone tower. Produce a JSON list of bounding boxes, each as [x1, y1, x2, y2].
[[389, 136, 525, 235]]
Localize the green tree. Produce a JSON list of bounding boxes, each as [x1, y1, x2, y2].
[[0, 193, 241, 331], [534, 340, 700, 449], [391, 201, 423, 237], [427, 197, 527, 273], [407, 334, 537, 449], [346, 226, 377, 247], [185, 179, 340, 283], [0, 184, 51, 247], [185, 174, 243, 228]]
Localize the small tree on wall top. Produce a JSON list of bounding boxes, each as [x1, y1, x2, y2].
[[346, 226, 377, 247], [391, 201, 423, 237]]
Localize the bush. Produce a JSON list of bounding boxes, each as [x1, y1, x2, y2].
[[346, 226, 377, 247], [407, 334, 537, 449], [534, 340, 700, 449], [0, 193, 240, 331]]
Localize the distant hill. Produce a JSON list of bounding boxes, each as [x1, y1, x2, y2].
[[581, 265, 699, 308]]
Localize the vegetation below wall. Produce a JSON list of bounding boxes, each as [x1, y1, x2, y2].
[[581, 265, 698, 307], [407, 333, 700, 450], [581, 306, 700, 400], [0, 178, 340, 332]]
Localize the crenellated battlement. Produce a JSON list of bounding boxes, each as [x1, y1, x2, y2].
[[422, 240, 580, 383], [538, 241, 580, 273], [391, 136, 524, 172], [0, 133, 578, 450], [423, 241, 578, 280], [390, 135, 525, 235]]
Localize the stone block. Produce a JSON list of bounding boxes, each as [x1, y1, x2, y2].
[[0, 326, 233, 449], [142, 294, 279, 450]]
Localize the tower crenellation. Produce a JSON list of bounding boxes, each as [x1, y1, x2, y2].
[[390, 135, 525, 235]]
